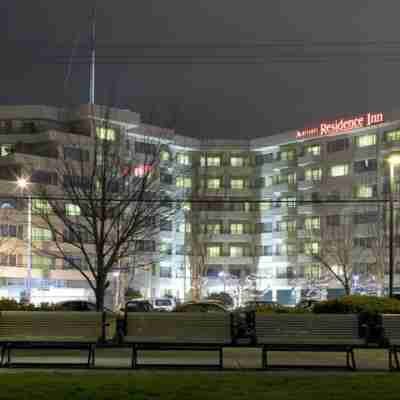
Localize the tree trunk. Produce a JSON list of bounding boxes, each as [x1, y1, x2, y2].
[[344, 279, 351, 296], [95, 275, 107, 343]]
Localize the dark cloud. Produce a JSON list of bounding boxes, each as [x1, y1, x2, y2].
[[1, 1, 399, 138]]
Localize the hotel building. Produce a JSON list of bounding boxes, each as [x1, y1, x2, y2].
[[0, 104, 398, 306]]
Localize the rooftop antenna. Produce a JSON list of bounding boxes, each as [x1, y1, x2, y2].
[[89, 6, 96, 105]]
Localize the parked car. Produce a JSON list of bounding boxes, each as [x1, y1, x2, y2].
[[242, 300, 280, 311], [152, 298, 176, 312], [174, 301, 228, 313], [56, 300, 114, 314], [296, 299, 319, 310], [124, 299, 153, 313]]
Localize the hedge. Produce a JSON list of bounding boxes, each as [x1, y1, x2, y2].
[[312, 295, 400, 314]]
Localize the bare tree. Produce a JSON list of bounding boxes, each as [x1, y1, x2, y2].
[[312, 214, 368, 295], [29, 107, 174, 311]]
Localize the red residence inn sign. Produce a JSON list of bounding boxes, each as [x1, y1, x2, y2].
[[296, 112, 385, 140]]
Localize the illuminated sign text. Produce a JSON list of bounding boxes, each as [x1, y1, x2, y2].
[[296, 112, 384, 140]]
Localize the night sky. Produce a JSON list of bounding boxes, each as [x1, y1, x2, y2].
[[1, 1, 400, 139]]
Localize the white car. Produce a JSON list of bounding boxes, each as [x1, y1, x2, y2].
[[152, 298, 176, 312]]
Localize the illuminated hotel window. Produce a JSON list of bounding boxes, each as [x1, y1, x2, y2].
[[230, 223, 243, 235], [306, 145, 320, 156], [176, 177, 192, 188], [207, 223, 221, 234], [65, 203, 81, 216], [356, 134, 376, 147], [178, 223, 191, 233], [304, 242, 320, 256], [207, 246, 221, 257], [182, 202, 191, 211], [330, 164, 349, 177], [305, 216, 320, 231], [32, 199, 51, 214], [230, 246, 243, 257], [304, 264, 321, 279], [231, 179, 244, 189], [160, 151, 170, 161], [305, 168, 322, 182], [259, 201, 272, 211], [32, 227, 52, 241], [356, 185, 374, 198], [207, 178, 220, 189], [177, 153, 190, 165], [386, 130, 400, 142], [230, 157, 244, 167], [280, 149, 296, 161], [96, 127, 116, 141], [207, 156, 221, 167], [288, 173, 297, 185], [282, 197, 297, 208]]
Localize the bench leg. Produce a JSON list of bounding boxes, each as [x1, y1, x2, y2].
[[262, 347, 268, 369], [347, 349, 356, 370], [0, 346, 4, 367], [394, 348, 400, 370], [131, 345, 137, 369], [87, 345, 96, 368], [219, 347, 223, 370], [345, 349, 356, 370], [6, 346, 11, 367], [91, 345, 96, 367]]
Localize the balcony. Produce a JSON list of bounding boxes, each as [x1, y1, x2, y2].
[[298, 153, 321, 167], [297, 203, 314, 214], [206, 256, 254, 265], [297, 180, 314, 191], [297, 228, 320, 239], [272, 230, 297, 240], [272, 158, 297, 170], [269, 182, 297, 194]]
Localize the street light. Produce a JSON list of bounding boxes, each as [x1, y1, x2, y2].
[[16, 177, 32, 303], [387, 153, 400, 298], [218, 271, 226, 293]]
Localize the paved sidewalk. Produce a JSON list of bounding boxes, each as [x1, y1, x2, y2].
[[0, 348, 392, 372]]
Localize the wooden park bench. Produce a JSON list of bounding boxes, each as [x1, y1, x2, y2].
[[0, 311, 115, 367], [381, 314, 400, 370], [255, 314, 365, 370], [123, 312, 232, 369]]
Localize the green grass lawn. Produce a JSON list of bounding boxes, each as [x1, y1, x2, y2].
[[0, 372, 399, 400]]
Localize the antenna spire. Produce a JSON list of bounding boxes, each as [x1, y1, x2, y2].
[[89, 6, 96, 105]]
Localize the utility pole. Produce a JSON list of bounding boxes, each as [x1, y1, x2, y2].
[[89, 6, 96, 105]]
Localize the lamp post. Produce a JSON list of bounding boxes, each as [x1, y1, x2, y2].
[[387, 153, 400, 297], [16, 178, 32, 303]]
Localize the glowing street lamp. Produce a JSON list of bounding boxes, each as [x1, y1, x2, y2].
[[16, 177, 32, 303], [386, 153, 400, 298]]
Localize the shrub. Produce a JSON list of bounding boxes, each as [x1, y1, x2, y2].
[[313, 295, 400, 314], [255, 304, 309, 314], [0, 298, 21, 311], [0, 298, 60, 311], [125, 288, 142, 300], [206, 292, 234, 308]]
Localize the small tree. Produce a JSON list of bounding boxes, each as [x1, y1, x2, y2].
[[31, 107, 174, 312]]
